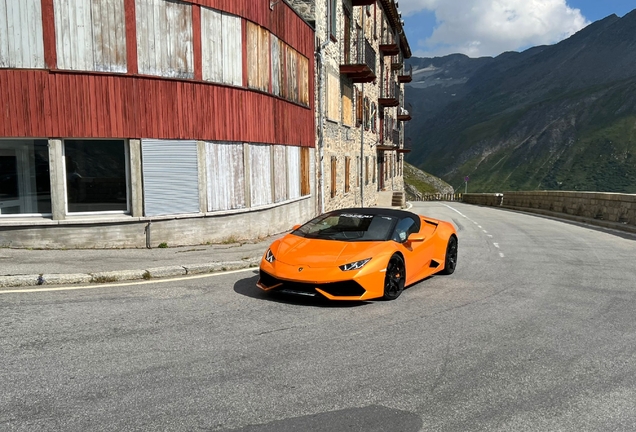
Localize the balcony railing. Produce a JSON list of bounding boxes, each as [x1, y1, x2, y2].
[[379, 31, 400, 56], [340, 37, 377, 83], [391, 53, 403, 70], [398, 65, 413, 83], [379, 82, 400, 107]]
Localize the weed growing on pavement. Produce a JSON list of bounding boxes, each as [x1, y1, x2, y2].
[[142, 271, 151, 280], [158, 242, 168, 248], [93, 275, 118, 283]]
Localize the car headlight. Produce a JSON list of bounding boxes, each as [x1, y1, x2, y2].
[[265, 249, 275, 263], [339, 258, 371, 271]]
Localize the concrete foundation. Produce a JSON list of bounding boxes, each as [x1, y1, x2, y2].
[[0, 197, 314, 249]]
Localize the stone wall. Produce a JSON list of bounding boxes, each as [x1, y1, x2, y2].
[[462, 191, 636, 234], [305, 0, 406, 212], [462, 193, 503, 207]]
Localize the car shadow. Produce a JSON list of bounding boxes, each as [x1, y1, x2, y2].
[[234, 271, 370, 308]]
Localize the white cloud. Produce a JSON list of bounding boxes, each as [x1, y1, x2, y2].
[[399, 0, 589, 57]]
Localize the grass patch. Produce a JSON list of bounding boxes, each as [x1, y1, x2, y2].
[[93, 275, 118, 284], [158, 242, 168, 248]]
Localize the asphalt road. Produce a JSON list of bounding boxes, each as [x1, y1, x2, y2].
[[2, 202, 636, 432]]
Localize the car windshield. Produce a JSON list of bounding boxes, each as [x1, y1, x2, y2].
[[292, 211, 399, 241]]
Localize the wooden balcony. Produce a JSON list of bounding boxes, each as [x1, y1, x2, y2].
[[397, 65, 413, 83], [340, 37, 377, 83], [379, 43, 400, 56], [397, 107, 411, 121], [378, 82, 400, 107]]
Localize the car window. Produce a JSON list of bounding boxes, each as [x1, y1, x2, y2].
[[293, 212, 398, 241], [392, 217, 416, 243]]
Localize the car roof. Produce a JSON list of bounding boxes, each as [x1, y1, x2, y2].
[[330, 207, 419, 219]]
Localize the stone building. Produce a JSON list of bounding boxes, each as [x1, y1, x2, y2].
[[288, 0, 412, 212]]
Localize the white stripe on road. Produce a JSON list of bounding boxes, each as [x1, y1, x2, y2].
[[0, 267, 257, 294], [499, 252, 505, 258], [443, 204, 467, 218]]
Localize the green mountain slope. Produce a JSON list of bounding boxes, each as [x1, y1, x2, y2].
[[403, 162, 454, 199], [405, 10, 636, 193]]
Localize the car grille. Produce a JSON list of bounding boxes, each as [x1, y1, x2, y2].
[[259, 270, 366, 298]]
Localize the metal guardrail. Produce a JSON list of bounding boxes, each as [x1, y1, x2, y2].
[[411, 193, 463, 201]]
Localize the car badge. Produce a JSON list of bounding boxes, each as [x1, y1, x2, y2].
[[298, 267, 304, 272]]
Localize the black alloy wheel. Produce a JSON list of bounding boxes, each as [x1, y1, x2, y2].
[[440, 236, 458, 275], [383, 255, 405, 300]]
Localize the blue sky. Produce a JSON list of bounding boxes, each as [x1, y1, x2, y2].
[[400, 0, 635, 58]]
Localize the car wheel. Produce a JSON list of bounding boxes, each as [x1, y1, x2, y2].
[[440, 236, 458, 275], [383, 255, 405, 300]]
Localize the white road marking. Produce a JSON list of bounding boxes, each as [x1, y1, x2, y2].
[[478, 225, 482, 229], [499, 252, 505, 258], [487, 235, 493, 238], [443, 204, 467, 218], [0, 267, 257, 295], [493, 243, 500, 248], [483, 230, 488, 233]]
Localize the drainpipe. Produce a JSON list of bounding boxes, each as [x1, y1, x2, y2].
[[316, 39, 330, 214], [360, 11, 366, 208]]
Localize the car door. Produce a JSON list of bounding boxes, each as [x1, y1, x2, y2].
[[394, 216, 437, 284]]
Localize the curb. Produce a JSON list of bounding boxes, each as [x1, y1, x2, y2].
[[0, 259, 261, 290]]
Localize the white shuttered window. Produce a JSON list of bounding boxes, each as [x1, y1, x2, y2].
[[271, 35, 281, 97], [0, 0, 45, 68], [54, 0, 127, 72], [249, 144, 272, 207], [142, 139, 200, 217], [273, 146, 287, 203], [287, 146, 301, 200], [135, 0, 193, 78], [206, 142, 245, 211], [201, 8, 242, 86]]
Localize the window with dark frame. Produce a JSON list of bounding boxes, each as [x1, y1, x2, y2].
[[64, 140, 127, 213], [345, 156, 351, 193], [331, 156, 337, 198], [329, 0, 337, 41], [343, 7, 351, 64]]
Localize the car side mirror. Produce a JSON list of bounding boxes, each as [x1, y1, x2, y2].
[[407, 233, 425, 242], [292, 224, 301, 231]]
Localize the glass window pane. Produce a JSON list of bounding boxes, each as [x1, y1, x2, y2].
[[0, 140, 51, 216], [65, 140, 127, 213]]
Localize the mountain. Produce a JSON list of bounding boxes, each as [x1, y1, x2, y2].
[[404, 10, 636, 193], [403, 162, 454, 200]]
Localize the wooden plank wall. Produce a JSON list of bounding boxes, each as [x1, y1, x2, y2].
[[0, 0, 314, 147], [54, 0, 127, 72], [0, 69, 314, 146], [135, 0, 194, 78], [0, 0, 45, 68]]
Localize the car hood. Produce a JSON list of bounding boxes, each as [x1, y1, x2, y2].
[[273, 234, 390, 268]]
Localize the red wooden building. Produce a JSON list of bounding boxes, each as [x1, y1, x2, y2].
[[0, 0, 316, 248]]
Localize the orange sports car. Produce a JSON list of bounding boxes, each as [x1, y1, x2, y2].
[[257, 208, 458, 301]]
